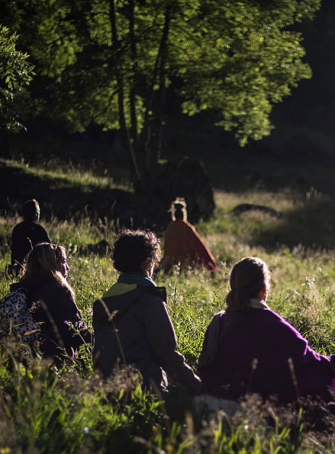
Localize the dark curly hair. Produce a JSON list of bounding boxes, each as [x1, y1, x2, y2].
[[112, 229, 161, 273]]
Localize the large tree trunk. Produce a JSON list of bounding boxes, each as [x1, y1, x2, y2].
[[110, 0, 140, 184], [140, 5, 171, 178], [149, 6, 171, 172], [129, 0, 138, 150]]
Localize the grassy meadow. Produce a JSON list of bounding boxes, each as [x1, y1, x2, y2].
[[1, 159, 335, 452]]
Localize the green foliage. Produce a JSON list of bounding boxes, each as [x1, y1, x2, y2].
[[0, 25, 34, 132], [0, 0, 321, 151]]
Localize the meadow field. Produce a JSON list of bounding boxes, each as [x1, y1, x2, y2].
[[1, 160, 335, 453]]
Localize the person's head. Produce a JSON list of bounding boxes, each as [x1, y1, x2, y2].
[[226, 257, 271, 311], [170, 198, 187, 221], [112, 229, 161, 277], [23, 243, 71, 288], [22, 199, 40, 222]]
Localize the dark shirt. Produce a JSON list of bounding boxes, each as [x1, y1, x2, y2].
[[11, 220, 51, 265], [11, 276, 92, 358]]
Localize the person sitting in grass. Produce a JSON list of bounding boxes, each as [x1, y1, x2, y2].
[[93, 229, 201, 395], [11, 199, 51, 274], [11, 243, 91, 360], [197, 257, 335, 411], [163, 198, 219, 272]]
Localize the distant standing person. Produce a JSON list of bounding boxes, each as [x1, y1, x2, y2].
[[93, 229, 201, 395], [163, 198, 219, 272], [11, 199, 51, 270]]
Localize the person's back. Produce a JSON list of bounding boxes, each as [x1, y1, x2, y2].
[[198, 257, 334, 403], [10, 243, 91, 359], [94, 285, 179, 389], [11, 199, 50, 267], [93, 229, 201, 395], [163, 199, 218, 272]]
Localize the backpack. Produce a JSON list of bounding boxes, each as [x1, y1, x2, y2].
[[0, 289, 41, 343]]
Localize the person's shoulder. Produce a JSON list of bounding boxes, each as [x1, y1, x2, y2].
[[37, 277, 71, 295], [132, 286, 167, 311], [262, 307, 305, 338], [140, 286, 167, 302], [211, 310, 226, 320], [10, 275, 43, 293], [12, 221, 25, 233], [183, 220, 198, 234], [34, 222, 48, 232]]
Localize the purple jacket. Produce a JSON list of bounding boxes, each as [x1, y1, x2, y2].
[[198, 306, 334, 403]]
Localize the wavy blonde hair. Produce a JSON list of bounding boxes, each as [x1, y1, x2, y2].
[[22, 243, 73, 295]]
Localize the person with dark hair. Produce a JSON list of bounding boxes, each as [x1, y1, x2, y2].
[[197, 257, 335, 408], [10, 243, 91, 360], [163, 198, 218, 272], [11, 199, 51, 271], [93, 229, 201, 395]]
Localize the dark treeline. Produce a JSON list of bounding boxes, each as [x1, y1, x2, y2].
[[1, 0, 334, 195], [264, 0, 335, 163]]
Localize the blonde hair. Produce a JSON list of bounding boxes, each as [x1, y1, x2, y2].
[[22, 243, 73, 295], [226, 257, 271, 311], [170, 198, 187, 221]]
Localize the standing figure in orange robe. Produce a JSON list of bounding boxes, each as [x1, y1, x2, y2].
[[163, 199, 219, 272]]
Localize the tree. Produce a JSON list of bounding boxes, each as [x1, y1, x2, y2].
[[0, 25, 34, 146], [0, 0, 321, 187]]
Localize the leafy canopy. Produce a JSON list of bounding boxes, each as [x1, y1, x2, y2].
[[1, 0, 321, 146], [0, 25, 34, 132]]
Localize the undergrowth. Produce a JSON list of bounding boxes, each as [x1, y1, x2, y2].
[[1, 162, 335, 452]]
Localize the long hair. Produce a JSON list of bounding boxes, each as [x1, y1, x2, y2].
[[226, 257, 271, 311], [170, 198, 187, 221], [22, 243, 73, 295]]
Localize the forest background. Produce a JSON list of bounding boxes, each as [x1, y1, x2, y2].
[[2, 1, 335, 453]]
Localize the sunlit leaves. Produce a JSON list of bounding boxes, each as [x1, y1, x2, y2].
[[0, 25, 34, 131], [0, 0, 320, 147]]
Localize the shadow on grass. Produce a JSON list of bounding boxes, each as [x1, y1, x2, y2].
[[251, 197, 335, 251], [0, 161, 171, 229]]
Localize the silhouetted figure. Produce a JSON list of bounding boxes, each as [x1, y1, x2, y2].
[[93, 229, 201, 395], [11, 199, 51, 270], [198, 257, 335, 409], [163, 199, 219, 272], [11, 243, 91, 360]]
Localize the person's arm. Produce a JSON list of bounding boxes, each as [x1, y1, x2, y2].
[[273, 315, 334, 397], [11, 225, 28, 265], [197, 313, 221, 369], [142, 298, 201, 395], [38, 224, 51, 244], [44, 287, 92, 350]]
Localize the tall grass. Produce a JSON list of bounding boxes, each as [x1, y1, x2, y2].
[[1, 165, 335, 452]]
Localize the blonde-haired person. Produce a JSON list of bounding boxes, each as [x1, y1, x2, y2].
[[11, 243, 92, 360], [197, 257, 335, 413]]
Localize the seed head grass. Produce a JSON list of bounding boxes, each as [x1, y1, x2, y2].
[[2, 174, 335, 451]]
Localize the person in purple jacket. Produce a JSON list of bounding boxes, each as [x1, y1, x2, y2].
[[198, 257, 335, 406]]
